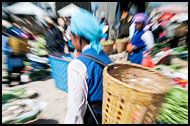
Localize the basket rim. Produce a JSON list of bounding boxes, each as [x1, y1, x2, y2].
[[104, 62, 173, 95], [115, 39, 129, 43], [49, 55, 72, 62]]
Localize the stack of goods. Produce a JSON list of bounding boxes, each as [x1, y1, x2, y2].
[[154, 46, 188, 89], [2, 88, 37, 103], [170, 46, 188, 61], [27, 35, 48, 56], [2, 88, 46, 124], [156, 87, 188, 124], [2, 99, 41, 124], [150, 43, 170, 57]]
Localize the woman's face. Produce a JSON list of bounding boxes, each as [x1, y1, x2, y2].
[[135, 22, 144, 31], [70, 33, 81, 52]]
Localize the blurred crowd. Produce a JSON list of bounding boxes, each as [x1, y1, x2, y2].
[[2, 2, 188, 85]]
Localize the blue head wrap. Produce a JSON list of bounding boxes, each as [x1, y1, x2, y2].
[[71, 8, 105, 54]]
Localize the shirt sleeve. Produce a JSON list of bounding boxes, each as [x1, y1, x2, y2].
[[129, 22, 135, 39], [141, 30, 155, 50], [64, 59, 88, 124]]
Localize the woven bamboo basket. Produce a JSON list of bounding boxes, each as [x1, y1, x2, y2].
[[102, 62, 174, 124], [8, 37, 29, 53], [103, 44, 114, 55], [116, 39, 128, 53]]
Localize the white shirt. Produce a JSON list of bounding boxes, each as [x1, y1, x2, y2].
[[129, 22, 154, 50], [64, 45, 91, 124], [141, 30, 154, 50]]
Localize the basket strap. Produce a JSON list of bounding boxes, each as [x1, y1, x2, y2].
[[80, 53, 108, 67]]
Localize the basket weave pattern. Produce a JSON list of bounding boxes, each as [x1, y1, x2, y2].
[[48, 55, 71, 93], [116, 40, 128, 53], [102, 63, 173, 124], [103, 44, 113, 55]]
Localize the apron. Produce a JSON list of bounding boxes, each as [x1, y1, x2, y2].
[[129, 46, 146, 65]]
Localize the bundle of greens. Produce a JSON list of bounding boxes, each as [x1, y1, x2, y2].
[[2, 94, 19, 105], [150, 43, 170, 57], [156, 88, 188, 124]]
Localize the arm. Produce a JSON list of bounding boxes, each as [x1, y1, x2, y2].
[[141, 30, 154, 50], [64, 59, 88, 124]]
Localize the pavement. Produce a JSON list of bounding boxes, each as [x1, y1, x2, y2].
[[2, 54, 68, 124]]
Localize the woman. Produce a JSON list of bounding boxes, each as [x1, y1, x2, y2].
[[129, 13, 154, 64], [64, 8, 112, 124]]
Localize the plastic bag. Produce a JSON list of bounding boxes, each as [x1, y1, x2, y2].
[[142, 53, 155, 68]]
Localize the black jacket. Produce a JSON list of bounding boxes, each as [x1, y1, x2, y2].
[[45, 26, 65, 56]]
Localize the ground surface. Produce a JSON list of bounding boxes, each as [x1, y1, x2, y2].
[[2, 54, 68, 124]]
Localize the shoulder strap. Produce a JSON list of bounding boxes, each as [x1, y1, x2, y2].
[[80, 53, 108, 67]]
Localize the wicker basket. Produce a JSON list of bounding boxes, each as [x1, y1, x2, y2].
[[103, 44, 114, 55], [116, 39, 128, 53], [102, 63, 174, 124], [8, 37, 28, 53]]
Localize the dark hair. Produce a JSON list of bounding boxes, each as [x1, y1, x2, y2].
[[71, 32, 90, 44]]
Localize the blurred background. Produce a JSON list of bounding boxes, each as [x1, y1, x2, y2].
[[2, 2, 188, 124]]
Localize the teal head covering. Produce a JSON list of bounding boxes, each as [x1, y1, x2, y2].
[[71, 8, 105, 54]]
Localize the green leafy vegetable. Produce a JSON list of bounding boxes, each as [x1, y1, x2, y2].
[[156, 88, 188, 124]]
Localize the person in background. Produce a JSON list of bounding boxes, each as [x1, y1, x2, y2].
[[44, 17, 65, 57], [128, 13, 154, 64], [118, 10, 132, 38], [64, 8, 112, 124], [150, 18, 164, 43]]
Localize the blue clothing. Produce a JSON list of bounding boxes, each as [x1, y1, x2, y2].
[[7, 52, 24, 72], [2, 35, 13, 54], [71, 8, 105, 54], [129, 46, 146, 64], [131, 30, 146, 48], [130, 30, 146, 64], [77, 47, 112, 102], [6, 27, 25, 38]]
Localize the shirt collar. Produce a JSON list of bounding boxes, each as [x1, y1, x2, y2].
[[82, 44, 91, 52]]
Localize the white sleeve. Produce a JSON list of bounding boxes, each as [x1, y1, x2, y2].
[[141, 30, 155, 50], [129, 23, 135, 39], [64, 59, 88, 124]]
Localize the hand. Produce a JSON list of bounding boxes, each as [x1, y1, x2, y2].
[[100, 38, 106, 43], [132, 45, 137, 50]]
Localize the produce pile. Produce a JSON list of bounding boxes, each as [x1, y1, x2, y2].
[[156, 87, 188, 124], [2, 88, 37, 104], [151, 45, 188, 89], [28, 35, 47, 56], [2, 88, 46, 124], [116, 38, 128, 43], [2, 99, 41, 124], [101, 40, 114, 46], [150, 43, 170, 57]]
